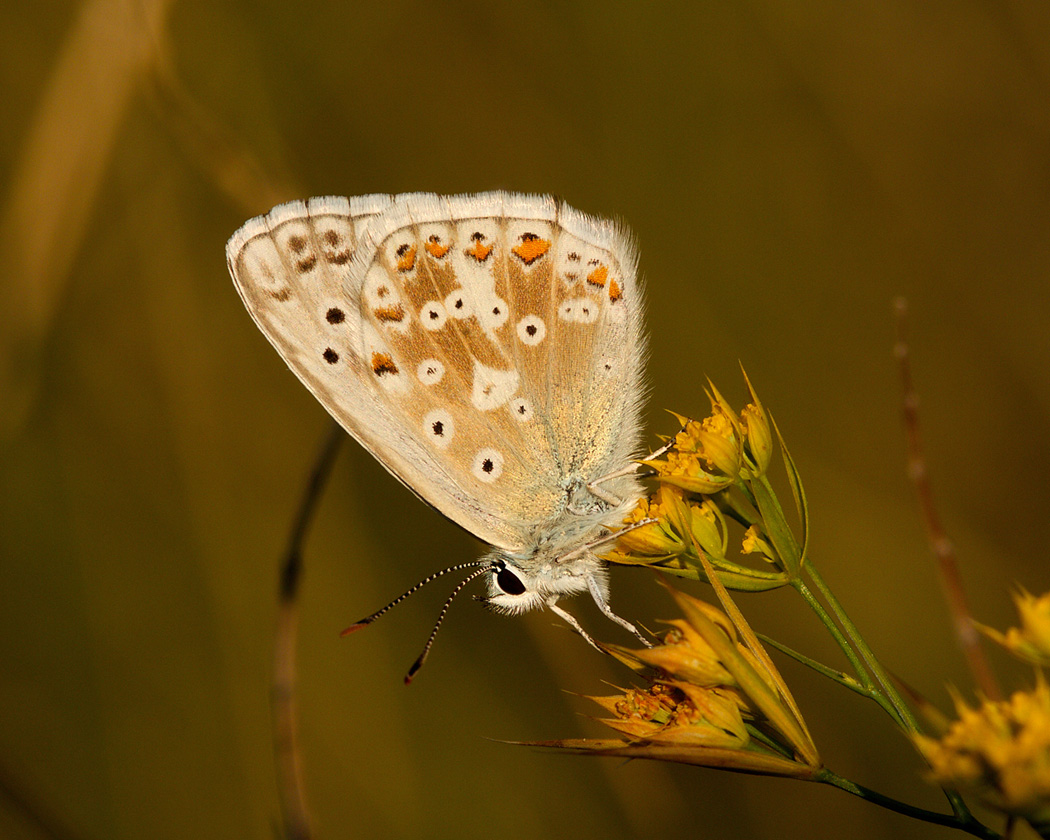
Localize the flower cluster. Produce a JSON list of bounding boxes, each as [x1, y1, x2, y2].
[[652, 394, 770, 495], [607, 376, 803, 591], [528, 586, 820, 778], [914, 680, 1050, 834]]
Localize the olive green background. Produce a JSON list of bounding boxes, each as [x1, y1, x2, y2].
[[2, 2, 1049, 838]]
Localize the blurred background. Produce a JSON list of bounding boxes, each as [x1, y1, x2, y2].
[[2, 1, 1049, 838]]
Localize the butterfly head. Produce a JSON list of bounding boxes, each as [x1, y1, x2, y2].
[[482, 551, 605, 616]]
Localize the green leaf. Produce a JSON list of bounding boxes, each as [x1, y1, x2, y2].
[[750, 475, 802, 578], [771, 414, 809, 569]]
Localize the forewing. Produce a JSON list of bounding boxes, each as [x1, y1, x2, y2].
[[229, 192, 646, 552], [342, 193, 647, 541]]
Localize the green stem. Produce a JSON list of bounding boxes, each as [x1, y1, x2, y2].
[[802, 564, 976, 823], [802, 565, 919, 733], [789, 579, 904, 720], [817, 769, 998, 840], [757, 633, 877, 699]]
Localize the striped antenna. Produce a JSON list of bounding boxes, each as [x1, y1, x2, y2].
[[404, 565, 492, 684], [341, 560, 490, 636]]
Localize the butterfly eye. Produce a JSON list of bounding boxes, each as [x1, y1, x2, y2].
[[496, 567, 526, 596]]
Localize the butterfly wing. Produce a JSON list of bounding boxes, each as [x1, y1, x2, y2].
[[227, 192, 646, 553]]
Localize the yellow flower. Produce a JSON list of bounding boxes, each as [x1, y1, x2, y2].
[[603, 618, 736, 688], [614, 487, 728, 567], [655, 450, 735, 495], [616, 485, 685, 556], [741, 525, 777, 563], [914, 680, 1050, 831], [979, 589, 1050, 667], [527, 586, 819, 778], [646, 410, 740, 494], [586, 683, 748, 749], [1017, 590, 1050, 658], [695, 407, 742, 477]]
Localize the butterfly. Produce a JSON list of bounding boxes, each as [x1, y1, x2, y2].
[[227, 192, 655, 677]]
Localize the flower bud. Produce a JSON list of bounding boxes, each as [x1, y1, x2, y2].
[[741, 401, 772, 476], [697, 409, 741, 477], [687, 500, 727, 561]]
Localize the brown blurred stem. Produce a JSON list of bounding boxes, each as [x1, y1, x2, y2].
[[146, 42, 298, 216], [0, 760, 87, 840], [894, 298, 1001, 701], [272, 420, 343, 840]]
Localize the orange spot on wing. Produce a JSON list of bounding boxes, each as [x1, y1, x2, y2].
[[586, 264, 608, 288], [370, 352, 398, 376], [608, 279, 622, 302], [465, 239, 494, 262], [425, 237, 451, 258], [512, 233, 551, 265], [374, 304, 406, 322], [395, 244, 417, 272]]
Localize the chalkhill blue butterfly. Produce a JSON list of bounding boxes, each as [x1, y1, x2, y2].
[[227, 193, 659, 677]]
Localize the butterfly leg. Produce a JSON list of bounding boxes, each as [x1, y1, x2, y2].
[[584, 437, 680, 507], [586, 573, 653, 648], [555, 517, 658, 565], [546, 598, 602, 652]]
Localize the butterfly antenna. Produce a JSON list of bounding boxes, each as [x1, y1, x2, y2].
[[404, 565, 491, 684], [341, 561, 488, 636]]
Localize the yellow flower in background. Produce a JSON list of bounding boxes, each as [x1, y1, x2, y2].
[[979, 589, 1050, 667], [914, 680, 1050, 832], [1016, 591, 1050, 660]]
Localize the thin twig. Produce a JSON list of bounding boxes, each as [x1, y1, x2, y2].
[[0, 760, 87, 840], [272, 420, 344, 840], [894, 298, 1001, 701], [818, 769, 999, 839], [146, 43, 298, 216]]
